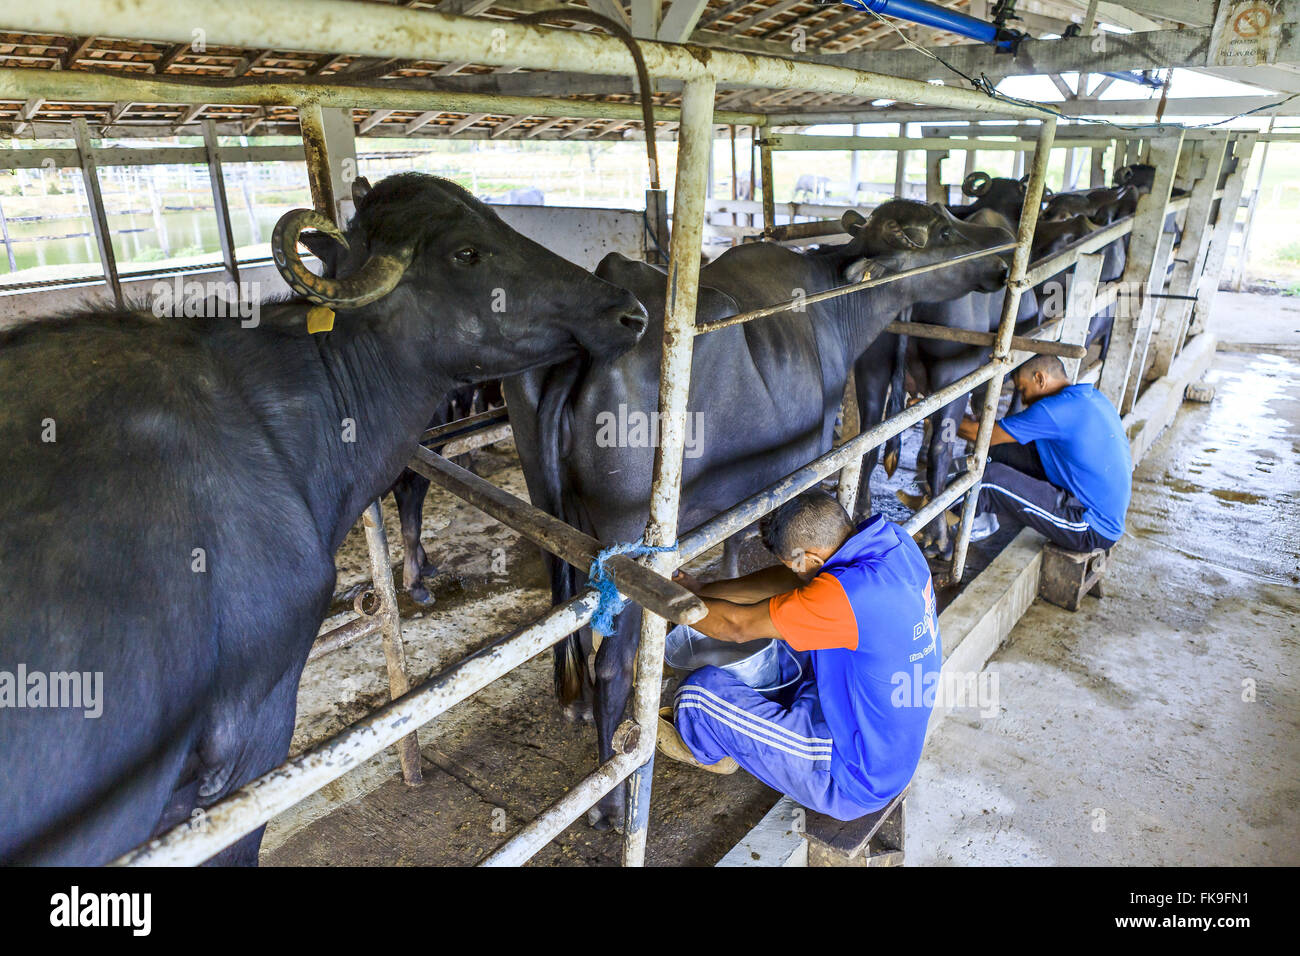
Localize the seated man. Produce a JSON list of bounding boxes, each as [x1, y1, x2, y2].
[[660, 490, 940, 821], [956, 354, 1131, 552]]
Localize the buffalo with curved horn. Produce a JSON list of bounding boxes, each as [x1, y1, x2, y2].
[[0, 173, 646, 865]]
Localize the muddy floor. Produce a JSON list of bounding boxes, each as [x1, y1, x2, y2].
[[263, 392, 1015, 866]]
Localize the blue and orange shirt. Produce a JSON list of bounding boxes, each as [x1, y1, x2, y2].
[[768, 515, 940, 810], [999, 383, 1131, 541]]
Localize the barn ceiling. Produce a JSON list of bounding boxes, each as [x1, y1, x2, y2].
[[0, 0, 1224, 141]]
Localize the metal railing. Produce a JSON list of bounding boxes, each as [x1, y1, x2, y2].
[[0, 0, 1233, 867]]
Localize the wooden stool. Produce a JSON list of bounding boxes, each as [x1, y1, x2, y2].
[[1039, 543, 1110, 611], [802, 788, 907, 867]]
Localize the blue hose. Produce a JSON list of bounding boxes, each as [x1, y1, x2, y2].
[[841, 0, 1015, 50]]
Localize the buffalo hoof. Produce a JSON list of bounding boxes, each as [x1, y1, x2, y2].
[[562, 700, 595, 725], [883, 449, 900, 478], [587, 797, 625, 833], [407, 583, 436, 606]]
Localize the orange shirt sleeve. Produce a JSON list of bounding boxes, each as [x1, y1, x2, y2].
[[768, 572, 859, 652]]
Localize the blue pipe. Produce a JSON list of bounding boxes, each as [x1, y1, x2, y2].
[[841, 0, 1017, 50], [1102, 70, 1165, 90]]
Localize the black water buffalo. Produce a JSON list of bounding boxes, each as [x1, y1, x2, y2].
[[949, 171, 1030, 222], [505, 199, 1011, 829], [0, 173, 646, 865], [1042, 184, 1138, 224]]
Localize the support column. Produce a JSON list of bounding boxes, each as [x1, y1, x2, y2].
[[300, 104, 422, 787], [1060, 252, 1106, 382], [1189, 132, 1258, 338], [622, 75, 715, 867], [298, 104, 358, 225], [202, 120, 240, 284], [951, 119, 1056, 583], [1097, 131, 1184, 415], [1148, 134, 1228, 378], [925, 149, 948, 204], [894, 123, 910, 199], [71, 118, 122, 307], [759, 136, 775, 235]]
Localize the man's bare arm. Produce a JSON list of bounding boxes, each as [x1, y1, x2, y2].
[[687, 564, 804, 605], [688, 595, 783, 644], [957, 416, 1016, 447]]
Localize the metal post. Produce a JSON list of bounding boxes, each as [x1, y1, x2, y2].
[[951, 118, 1057, 583], [202, 120, 240, 284], [645, 188, 669, 264], [0, 196, 16, 272], [71, 118, 122, 307], [925, 149, 948, 204], [759, 136, 775, 234], [300, 103, 422, 787], [894, 122, 910, 198], [362, 501, 424, 786], [1149, 134, 1228, 378], [621, 75, 715, 867], [1097, 130, 1184, 414]]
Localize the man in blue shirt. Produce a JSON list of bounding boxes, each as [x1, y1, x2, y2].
[[659, 490, 940, 820], [955, 354, 1132, 552]]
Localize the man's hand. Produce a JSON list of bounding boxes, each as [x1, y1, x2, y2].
[[672, 569, 705, 595], [957, 416, 1017, 447]]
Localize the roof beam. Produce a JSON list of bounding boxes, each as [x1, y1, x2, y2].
[[656, 0, 709, 43]]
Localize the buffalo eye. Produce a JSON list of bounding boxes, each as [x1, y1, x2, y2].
[[453, 246, 480, 265], [938, 226, 954, 242]]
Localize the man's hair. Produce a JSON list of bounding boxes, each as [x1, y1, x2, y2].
[[759, 490, 855, 562], [1016, 353, 1067, 382]]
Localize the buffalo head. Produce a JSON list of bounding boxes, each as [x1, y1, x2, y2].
[[273, 173, 647, 380], [840, 199, 1012, 297], [949, 171, 1034, 223]]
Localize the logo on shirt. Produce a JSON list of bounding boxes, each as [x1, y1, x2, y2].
[[909, 578, 938, 663]]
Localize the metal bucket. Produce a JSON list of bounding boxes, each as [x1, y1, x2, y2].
[[664, 626, 801, 698]]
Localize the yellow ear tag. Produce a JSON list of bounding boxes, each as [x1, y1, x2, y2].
[[306, 305, 335, 334]]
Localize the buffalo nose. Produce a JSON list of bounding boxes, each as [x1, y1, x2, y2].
[[618, 303, 648, 340]]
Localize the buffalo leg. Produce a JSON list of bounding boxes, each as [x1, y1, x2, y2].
[[923, 357, 985, 558], [588, 605, 643, 831], [852, 341, 895, 521], [391, 469, 436, 605]]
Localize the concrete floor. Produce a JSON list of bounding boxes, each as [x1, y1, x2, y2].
[[907, 344, 1300, 865]]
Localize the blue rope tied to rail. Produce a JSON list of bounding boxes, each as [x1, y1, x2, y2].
[[587, 540, 677, 635]]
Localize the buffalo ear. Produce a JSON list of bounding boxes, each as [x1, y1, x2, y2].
[[841, 209, 867, 235], [297, 230, 346, 277], [352, 176, 373, 206], [845, 257, 891, 284], [697, 284, 739, 324]]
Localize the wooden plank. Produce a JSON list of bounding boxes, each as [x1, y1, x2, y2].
[[407, 446, 706, 629]]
